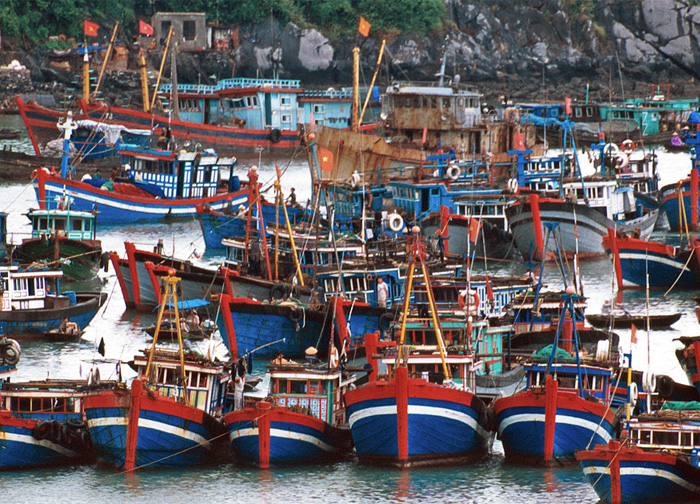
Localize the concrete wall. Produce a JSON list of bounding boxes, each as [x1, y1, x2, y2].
[[153, 12, 207, 52]]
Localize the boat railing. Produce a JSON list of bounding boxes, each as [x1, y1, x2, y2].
[[299, 89, 353, 99]]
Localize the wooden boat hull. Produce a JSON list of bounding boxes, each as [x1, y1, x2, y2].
[[577, 441, 700, 504], [224, 403, 352, 468], [661, 180, 698, 232], [109, 242, 310, 312], [195, 203, 310, 251], [602, 233, 698, 289], [217, 297, 330, 359], [421, 213, 517, 260], [585, 313, 682, 329], [493, 385, 617, 465], [0, 291, 106, 338], [217, 295, 388, 359], [506, 199, 658, 260], [344, 368, 491, 467], [0, 411, 88, 470], [13, 237, 102, 283], [83, 380, 225, 470], [34, 171, 249, 225]]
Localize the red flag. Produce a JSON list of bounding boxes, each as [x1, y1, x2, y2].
[[485, 274, 494, 302], [139, 20, 154, 36], [84, 20, 99, 37], [319, 147, 334, 173], [358, 16, 371, 37], [564, 97, 572, 115], [468, 218, 481, 242], [630, 323, 638, 344]]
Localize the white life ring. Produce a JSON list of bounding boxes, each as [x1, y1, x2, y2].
[[507, 178, 519, 194], [350, 172, 361, 188], [387, 213, 404, 232], [446, 165, 461, 181], [629, 381, 638, 407], [615, 155, 629, 170], [604, 143, 619, 156], [642, 370, 656, 394], [458, 289, 480, 309], [621, 139, 635, 153]]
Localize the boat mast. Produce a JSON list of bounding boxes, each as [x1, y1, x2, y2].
[[358, 40, 386, 128], [396, 227, 451, 379], [150, 26, 174, 113], [144, 271, 189, 403], [351, 47, 360, 132], [139, 47, 150, 113], [93, 22, 120, 102]]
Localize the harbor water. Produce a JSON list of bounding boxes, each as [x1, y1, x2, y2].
[[0, 115, 697, 503]]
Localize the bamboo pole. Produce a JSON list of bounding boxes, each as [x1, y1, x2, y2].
[[93, 22, 120, 100]]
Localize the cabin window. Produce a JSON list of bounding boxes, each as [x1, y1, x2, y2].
[[289, 380, 306, 394], [161, 21, 171, 37], [71, 220, 82, 232], [405, 98, 411, 108], [457, 98, 464, 107], [442, 98, 450, 109], [54, 219, 66, 231], [654, 430, 680, 446], [281, 114, 292, 124], [431, 98, 437, 108], [314, 104, 325, 114], [586, 107, 593, 116], [422, 98, 429, 107], [281, 97, 291, 106], [39, 218, 48, 230], [183, 20, 196, 41], [575, 108, 582, 118], [413, 98, 420, 108]]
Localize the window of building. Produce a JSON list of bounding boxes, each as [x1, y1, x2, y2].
[[183, 20, 196, 41]]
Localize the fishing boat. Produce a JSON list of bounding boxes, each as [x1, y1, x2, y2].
[[659, 131, 700, 231], [603, 228, 700, 289], [32, 113, 249, 225], [195, 202, 310, 252], [17, 78, 376, 157], [343, 228, 491, 467], [109, 241, 310, 312], [674, 336, 700, 396], [0, 265, 106, 338], [493, 290, 620, 465], [83, 273, 229, 471], [143, 298, 214, 341], [576, 404, 700, 504], [12, 207, 104, 282], [0, 376, 116, 470], [223, 353, 357, 467], [585, 312, 682, 329]]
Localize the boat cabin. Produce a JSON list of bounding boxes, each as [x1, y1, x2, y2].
[[118, 144, 237, 200], [27, 209, 97, 241], [629, 407, 700, 453], [0, 266, 63, 312], [0, 379, 103, 422], [525, 361, 612, 403], [268, 363, 357, 427], [131, 348, 229, 416]]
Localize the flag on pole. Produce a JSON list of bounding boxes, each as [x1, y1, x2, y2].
[[358, 16, 371, 37], [84, 20, 99, 37], [468, 218, 481, 243], [319, 147, 334, 172], [139, 20, 154, 36], [485, 275, 494, 302], [630, 323, 638, 344]]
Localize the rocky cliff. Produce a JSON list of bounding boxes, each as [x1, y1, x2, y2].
[[3, 0, 700, 105]]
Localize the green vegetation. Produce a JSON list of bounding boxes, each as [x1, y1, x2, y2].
[[0, 0, 447, 45]]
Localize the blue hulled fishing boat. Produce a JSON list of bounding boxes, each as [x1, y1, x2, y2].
[[83, 274, 229, 471], [223, 357, 357, 468], [343, 229, 491, 467]]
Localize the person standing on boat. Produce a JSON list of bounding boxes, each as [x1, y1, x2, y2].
[[233, 365, 245, 411], [377, 277, 389, 308], [286, 187, 298, 207]]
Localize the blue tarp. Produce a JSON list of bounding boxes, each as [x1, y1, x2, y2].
[[157, 298, 210, 311], [688, 111, 700, 124]]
